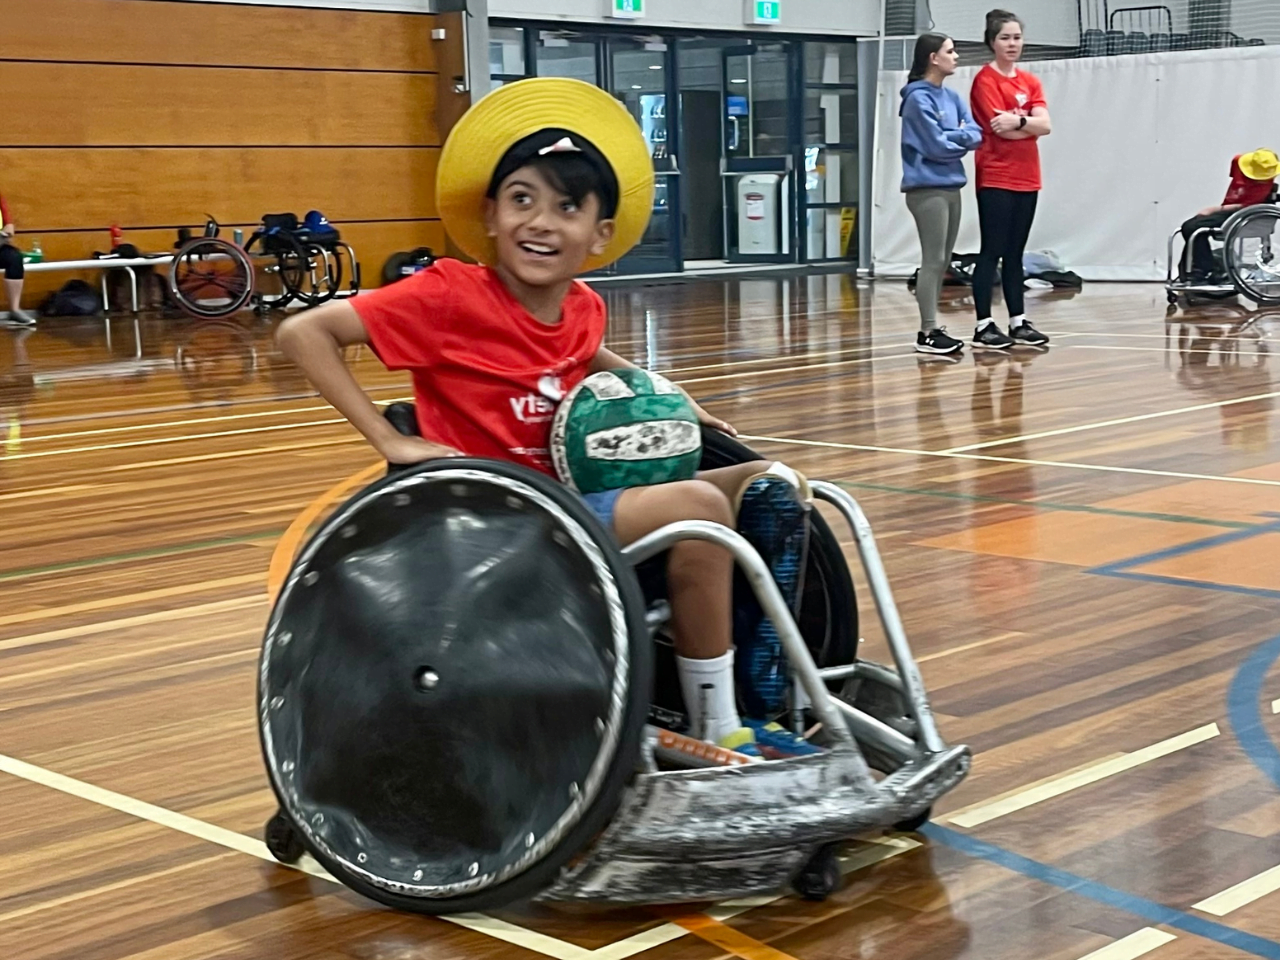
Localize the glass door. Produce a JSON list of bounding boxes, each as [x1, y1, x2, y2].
[[722, 44, 795, 264], [801, 42, 859, 263], [606, 37, 681, 274]]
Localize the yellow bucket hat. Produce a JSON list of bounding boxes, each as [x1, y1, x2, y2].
[[1239, 148, 1280, 182], [436, 78, 655, 273]]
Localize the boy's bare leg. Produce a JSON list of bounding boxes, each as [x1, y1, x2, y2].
[[612, 479, 745, 744]]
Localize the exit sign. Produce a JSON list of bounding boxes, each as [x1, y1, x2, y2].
[[751, 0, 781, 24], [608, 0, 644, 18]]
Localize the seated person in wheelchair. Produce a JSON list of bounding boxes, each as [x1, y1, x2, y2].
[[277, 78, 817, 762], [1179, 148, 1278, 282]]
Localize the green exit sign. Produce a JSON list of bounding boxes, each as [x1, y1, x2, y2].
[[751, 0, 781, 24], [610, 0, 644, 18]]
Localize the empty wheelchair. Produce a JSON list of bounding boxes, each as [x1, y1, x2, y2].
[[244, 212, 361, 311], [258, 408, 970, 913], [1167, 202, 1280, 310]]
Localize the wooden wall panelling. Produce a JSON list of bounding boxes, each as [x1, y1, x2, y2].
[[5, 64, 440, 148], [0, 0, 440, 74], [0, 148, 440, 231]]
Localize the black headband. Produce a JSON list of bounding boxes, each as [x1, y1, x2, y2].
[[485, 128, 621, 217]]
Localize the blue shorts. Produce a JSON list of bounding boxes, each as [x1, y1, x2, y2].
[[580, 488, 625, 533]]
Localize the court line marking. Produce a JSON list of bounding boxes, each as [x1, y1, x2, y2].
[[673, 914, 799, 960], [942, 390, 1280, 453], [1272, 698, 1280, 714], [0, 852, 236, 925], [1194, 863, 1280, 917], [924, 824, 1280, 960], [678, 351, 919, 386], [0, 748, 918, 960], [917, 631, 1024, 663], [943, 723, 1221, 829], [1076, 928, 1177, 960], [0, 596, 261, 653], [0, 573, 260, 630], [739, 434, 1280, 488]]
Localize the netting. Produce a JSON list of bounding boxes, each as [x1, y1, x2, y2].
[[906, 0, 1280, 60]]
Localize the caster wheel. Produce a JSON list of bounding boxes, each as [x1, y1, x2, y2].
[[893, 806, 932, 833], [1167, 291, 1178, 305], [792, 843, 842, 901], [264, 809, 305, 864]]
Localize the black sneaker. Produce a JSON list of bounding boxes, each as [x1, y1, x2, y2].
[[1009, 319, 1049, 346], [972, 320, 1014, 350], [915, 326, 963, 355]]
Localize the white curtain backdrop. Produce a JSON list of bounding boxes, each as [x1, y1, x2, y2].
[[872, 45, 1280, 281]]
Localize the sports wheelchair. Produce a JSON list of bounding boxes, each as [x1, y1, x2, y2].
[[258, 404, 970, 913], [1166, 201, 1280, 310], [168, 214, 363, 320]]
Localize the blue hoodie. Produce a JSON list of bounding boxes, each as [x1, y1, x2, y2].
[[899, 80, 983, 192]]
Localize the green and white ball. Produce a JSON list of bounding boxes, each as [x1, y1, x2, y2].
[[551, 368, 702, 494]]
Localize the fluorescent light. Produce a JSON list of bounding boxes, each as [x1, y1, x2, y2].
[[649, 64, 662, 69], [731, 78, 747, 83], [632, 84, 643, 89]]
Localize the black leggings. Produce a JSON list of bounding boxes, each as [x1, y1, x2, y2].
[[973, 188, 1038, 321], [0, 244, 23, 281]]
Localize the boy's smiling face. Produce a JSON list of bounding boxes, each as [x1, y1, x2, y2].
[[485, 165, 616, 288]]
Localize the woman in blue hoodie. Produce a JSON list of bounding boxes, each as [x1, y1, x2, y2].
[[901, 34, 983, 355]]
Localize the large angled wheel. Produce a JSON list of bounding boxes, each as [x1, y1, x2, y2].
[[260, 459, 652, 914]]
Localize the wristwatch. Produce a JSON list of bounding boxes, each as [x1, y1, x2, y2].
[[1018, 116, 1028, 129]]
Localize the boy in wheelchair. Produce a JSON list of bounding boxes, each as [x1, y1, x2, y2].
[[1178, 148, 1278, 282], [277, 78, 817, 762]]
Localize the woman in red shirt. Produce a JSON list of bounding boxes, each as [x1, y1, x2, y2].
[[968, 9, 1051, 349]]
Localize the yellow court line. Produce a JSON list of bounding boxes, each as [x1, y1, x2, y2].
[[679, 352, 919, 386], [15, 393, 415, 447], [943, 723, 1221, 829], [738, 434, 1280, 488], [1, 418, 351, 462], [0, 596, 261, 653], [942, 390, 1280, 453], [1193, 863, 1280, 916], [672, 914, 801, 960], [917, 632, 1025, 663], [1076, 928, 1177, 960], [0, 853, 236, 925], [0, 573, 261, 630], [104, 436, 364, 472]]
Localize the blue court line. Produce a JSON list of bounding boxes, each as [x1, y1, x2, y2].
[[1227, 632, 1280, 791], [1088, 517, 1280, 579], [922, 824, 1280, 958]]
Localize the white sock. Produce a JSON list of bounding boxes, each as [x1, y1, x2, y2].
[[677, 651, 741, 743], [976, 318, 994, 330], [1009, 314, 1026, 325]]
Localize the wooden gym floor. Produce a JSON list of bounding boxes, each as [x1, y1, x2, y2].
[[4, 276, 1280, 960]]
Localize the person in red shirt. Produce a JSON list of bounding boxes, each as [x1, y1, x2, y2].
[[276, 79, 817, 760], [1178, 149, 1278, 281], [0, 196, 35, 326], [968, 9, 1052, 350]]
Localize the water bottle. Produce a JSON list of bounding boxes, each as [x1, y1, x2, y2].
[[110, 223, 123, 249], [233, 228, 244, 246], [30, 239, 43, 263]]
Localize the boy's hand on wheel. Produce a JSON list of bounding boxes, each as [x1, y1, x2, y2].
[[378, 434, 461, 465], [691, 402, 737, 437]]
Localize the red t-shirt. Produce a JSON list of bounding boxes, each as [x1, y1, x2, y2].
[[1223, 156, 1276, 206], [353, 258, 607, 476], [970, 64, 1047, 192]]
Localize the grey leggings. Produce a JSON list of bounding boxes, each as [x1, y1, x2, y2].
[[906, 188, 962, 331]]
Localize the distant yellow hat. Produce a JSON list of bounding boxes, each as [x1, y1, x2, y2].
[[436, 78, 655, 273], [1239, 148, 1279, 182]]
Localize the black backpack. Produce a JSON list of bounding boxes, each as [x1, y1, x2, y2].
[[40, 279, 103, 317], [381, 247, 436, 286]]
